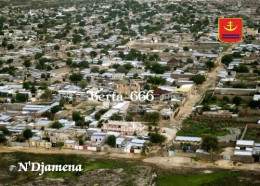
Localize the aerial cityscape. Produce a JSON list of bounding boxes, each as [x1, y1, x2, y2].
[[0, 0, 260, 185]]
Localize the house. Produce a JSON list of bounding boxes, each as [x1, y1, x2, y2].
[[64, 139, 76, 149], [117, 80, 140, 97], [101, 120, 145, 135], [153, 88, 172, 101], [175, 136, 202, 145], [90, 132, 106, 147], [34, 120, 53, 129], [29, 136, 51, 148], [167, 58, 180, 67], [234, 140, 255, 156]]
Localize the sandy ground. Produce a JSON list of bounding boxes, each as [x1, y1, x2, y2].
[[1, 146, 259, 172], [143, 156, 260, 172]]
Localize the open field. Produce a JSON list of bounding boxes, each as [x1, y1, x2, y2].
[[0, 152, 260, 185], [176, 119, 245, 137]]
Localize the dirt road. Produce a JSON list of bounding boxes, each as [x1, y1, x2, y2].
[[1, 146, 259, 173], [168, 44, 237, 133]]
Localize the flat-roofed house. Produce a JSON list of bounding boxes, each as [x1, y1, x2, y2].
[[101, 120, 145, 135]]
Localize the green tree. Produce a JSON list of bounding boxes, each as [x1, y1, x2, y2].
[[51, 121, 63, 129], [23, 129, 33, 139], [125, 114, 133, 121], [206, 60, 215, 70], [90, 51, 97, 61], [91, 66, 99, 73], [0, 126, 10, 135], [51, 105, 62, 114], [232, 96, 242, 106], [191, 74, 206, 85], [94, 112, 101, 120], [15, 93, 28, 102], [79, 80, 87, 89], [7, 44, 14, 50], [150, 132, 166, 144], [40, 89, 52, 101], [186, 58, 193, 63], [202, 135, 219, 152], [0, 133, 6, 143], [57, 142, 64, 149], [233, 64, 249, 73], [145, 112, 160, 124], [69, 73, 83, 84], [54, 45, 60, 50], [23, 59, 31, 68], [72, 111, 81, 121], [110, 113, 122, 121], [221, 54, 233, 66], [183, 46, 189, 51], [106, 135, 116, 147]]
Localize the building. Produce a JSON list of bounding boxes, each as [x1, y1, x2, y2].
[[117, 80, 140, 97], [101, 120, 145, 135]]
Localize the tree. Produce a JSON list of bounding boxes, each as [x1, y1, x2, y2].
[[40, 89, 52, 101], [0, 134, 6, 143], [79, 80, 87, 89], [233, 64, 249, 73], [51, 105, 62, 114], [72, 34, 82, 44], [59, 97, 66, 107], [221, 54, 233, 66], [90, 67, 99, 73], [206, 60, 215, 70], [183, 46, 189, 51], [79, 138, 84, 145], [125, 114, 133, 122], [57, 142, 64, 149], [51, 121, 63, 129], [110, 113, 122, 121], [202, 135, 219, 152], [69, 73, 83, 84], [186, 58, 193, 63], [150, 132, 166, 144], [106, 135, 116, 147], [54, 45, 60, 50], [232, 52, 242, 58], [16, 93, 28, 102], [94, 112, 101, 120], [76, 120, 84, 128], [23, 59, 31, 68], [0, 126, 9, 135], [232, 96, 242, 106], [23, 129, 33, 139], [144, 112, 160, 124], [191, 74, 206, 85], [90, 51, 97, 61], [72, 111, 81, 121], [7, 44, 14, 50]]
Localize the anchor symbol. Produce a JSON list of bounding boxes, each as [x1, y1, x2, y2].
[[224, 21, 237, 32]]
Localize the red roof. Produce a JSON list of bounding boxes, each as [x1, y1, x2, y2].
[[167, 58, 179, 65], [153, 88, 170, 95]]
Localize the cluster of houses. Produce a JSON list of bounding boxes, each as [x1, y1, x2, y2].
[[0, 0, 259, 161]]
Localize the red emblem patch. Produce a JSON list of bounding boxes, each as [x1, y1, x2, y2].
[[218, 18, 242, 43]]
